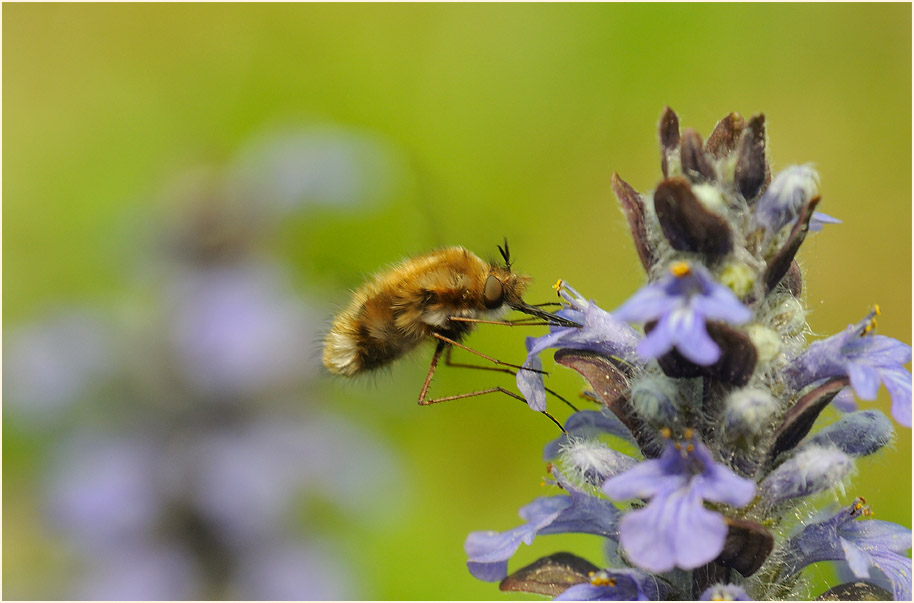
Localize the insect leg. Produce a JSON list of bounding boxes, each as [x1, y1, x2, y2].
[[430, 333, 547, 374], [422, 385, 565, 434], [417, 340, 448, 407], [442, 346, 579, 413]]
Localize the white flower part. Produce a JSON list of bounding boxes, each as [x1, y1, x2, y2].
[[561, 437, 637, 486]]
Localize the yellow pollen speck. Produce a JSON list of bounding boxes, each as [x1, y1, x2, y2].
[[686, 443, 695, 453], [588, 571, 595, 577], [674, 442, 682, 451], [659, 427, 672, 439], [683, 427, 694, 439], [553, 279, 564, 292], [670, 261, 691, 278], [590, 576, 616, 587], [873, 304, 881, 316]]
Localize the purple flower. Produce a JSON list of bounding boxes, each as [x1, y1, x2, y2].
[[517, 282, 639, 411], [232, 540, 355, 600], [45, 433, 162, 550], [465, 470, 621, 582], [614, 262, 752, 365], [784, 499, 912, 601], [786, 309, 912, 427], [553, 568, 665, 601], [72, 544, 199, 600], [602, 431, 756, 572]]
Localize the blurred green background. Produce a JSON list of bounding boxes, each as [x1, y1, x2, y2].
[[4, 3, 911, 600]]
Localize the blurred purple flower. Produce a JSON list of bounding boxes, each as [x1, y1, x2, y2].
[[73, 544, 199, 600], [5, 309, 114, 422], [233, 540, 354, 600], [45, 433, 161, 551], [229, 125, 401, 213], [614, 262, 752, 365], [166, 261, 319, 397]]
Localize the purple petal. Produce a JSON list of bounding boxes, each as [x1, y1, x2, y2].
[[465, 529, 523, 581], [670, 486, 731, 569], [466, 475, 620, 582], [691, 283, 753, 325], [695, 463, 757, 508], [809, 211, 842, 232], [618, 487, 728, 572], [847, 362, 880, 400], [614, 284, 673, 323], [602, 454, 687, 501], [870, 553, 914, 601], [859, 335, 913, 366], [881, 367, 913, 427], [669, 308, 721, 365], [517, 350, 546, 412], [840, 536, 873, 578], [636, 315, 676, 361], [830, 387, 859, 412], [843, 516, 913, 555]]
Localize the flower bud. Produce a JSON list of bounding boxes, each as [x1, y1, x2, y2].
[[760, 445, 852, 504]]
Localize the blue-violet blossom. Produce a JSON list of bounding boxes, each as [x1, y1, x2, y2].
[[465, 108, 912, 601]]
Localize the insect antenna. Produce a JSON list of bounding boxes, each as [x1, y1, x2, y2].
[[497, 237, 512, 269]]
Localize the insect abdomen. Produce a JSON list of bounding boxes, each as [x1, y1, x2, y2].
[[323, 290, 427, 376]]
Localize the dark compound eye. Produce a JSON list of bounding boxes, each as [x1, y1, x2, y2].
[[483, 275, 504, 309]]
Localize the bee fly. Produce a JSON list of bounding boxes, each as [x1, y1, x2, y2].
[[322, 241, 580, 430]]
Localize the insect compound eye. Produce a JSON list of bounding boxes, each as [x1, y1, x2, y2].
[[483, 275, 504, 309]]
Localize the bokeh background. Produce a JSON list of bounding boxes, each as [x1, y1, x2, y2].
[[4, 4, 911, 600]]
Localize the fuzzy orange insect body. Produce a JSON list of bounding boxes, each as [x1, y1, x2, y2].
[[322, 246, 531, 377]]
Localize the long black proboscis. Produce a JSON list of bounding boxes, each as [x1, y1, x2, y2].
[[510, 301, 582, 329]]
